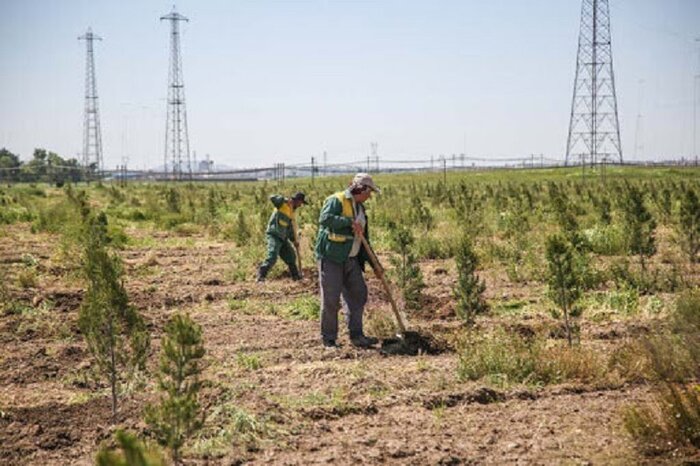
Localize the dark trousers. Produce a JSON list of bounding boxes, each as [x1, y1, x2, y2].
[[319, 257, 368, 341], [262, 234, 297, 270]]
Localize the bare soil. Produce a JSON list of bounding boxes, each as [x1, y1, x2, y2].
[[0, 223, 677, 464]]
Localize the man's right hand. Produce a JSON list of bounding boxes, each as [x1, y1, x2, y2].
[[352, 221, 363, 237]]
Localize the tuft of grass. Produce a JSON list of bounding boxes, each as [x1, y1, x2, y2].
[[281, 295, 319, 321], [227, 297, 253, 314], [192, 401, 269, 458], [236, 352, 263, 371], [17, 267, 38, 289]]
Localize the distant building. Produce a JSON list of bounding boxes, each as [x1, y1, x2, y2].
[[198, 159, 213, 173]]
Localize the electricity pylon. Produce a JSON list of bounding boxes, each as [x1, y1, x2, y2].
[[78, 27, 103, 174], [565, 0, 623, 166], [161, 7, 191, 180]]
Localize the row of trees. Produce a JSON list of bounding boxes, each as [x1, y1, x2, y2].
[[0, 147, 96, 184]]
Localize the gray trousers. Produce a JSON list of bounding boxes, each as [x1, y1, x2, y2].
[[319, 257, 368, 341]]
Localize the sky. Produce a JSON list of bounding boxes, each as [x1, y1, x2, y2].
[[0, 0, 698, 170]]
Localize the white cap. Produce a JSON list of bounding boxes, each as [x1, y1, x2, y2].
[[351, 173, 381, 193]]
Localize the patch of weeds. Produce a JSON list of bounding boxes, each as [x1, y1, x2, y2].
[[584, 224, 627, 256], [432, 401, 447, 426], [365, 311, 399, 339], [492, 299, 528, 316], [457, 329, 606, 387], [415, 356, 432, 373], [16, 267, 38, 289], [21, 254, 38, 267], [192, 402, 269, 458], [624, 384, 700, 455], [641, 295, 665, 315], [582, 286, 640, 316], [0, 269, 14, 314], [15, 301, 73, 340], [62, 365, 103, 390], [226, 244, 264, 283], [227, 297, 253, 314], [415, 234, 455, 260], [280, 295, 319, 321], [236, 352, 263, 371], [67, 389, 105, 406], [622, 291, 700, 456], [368, 383, 389, 400], [173, 222, 201, 236]]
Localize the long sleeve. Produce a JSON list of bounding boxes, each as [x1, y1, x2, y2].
[[319, 197, 353, 231]]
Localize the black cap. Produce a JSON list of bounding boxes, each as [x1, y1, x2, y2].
[[291, 192, 308, 204]]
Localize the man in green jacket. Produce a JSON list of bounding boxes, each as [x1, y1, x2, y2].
[[315, 173, 380, 349], [257, 192, 307, 282]]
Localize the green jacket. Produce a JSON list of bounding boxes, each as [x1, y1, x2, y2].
[[315, 190, 370, 269], [266, 195, 297, 241]]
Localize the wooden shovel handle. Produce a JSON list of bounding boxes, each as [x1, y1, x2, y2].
[[359, 235, 407, 334], [292, 219, 303, 278]]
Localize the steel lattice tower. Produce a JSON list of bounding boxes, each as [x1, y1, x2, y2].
[[161, 7, 191, 180], [565, 0, 623, 166], [78, 28, 103, 173]]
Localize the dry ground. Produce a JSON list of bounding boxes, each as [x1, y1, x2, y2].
[[0, 223, 674, 464]]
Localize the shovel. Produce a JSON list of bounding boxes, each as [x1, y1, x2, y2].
[[360, 235, 439, 355], [292, 218, 303, 279], [359, 235, 407, 335]]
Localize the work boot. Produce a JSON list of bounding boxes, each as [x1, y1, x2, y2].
[[256, 264, 269, 283], [322, 339, 340, 349], [350, 334, 378, 348], [289, 264, 302, 281]]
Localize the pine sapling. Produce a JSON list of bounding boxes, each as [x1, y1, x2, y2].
[[388, 225, 424, 309], [622, 184, 657, 271], [145, 313, 205, 465], [78, 211, 149, 419], [679, 188, 700, 264], [409, 197, 434, 232], [545, 234, 582, 347], [233, 210, 251, 245], [165, 188, 181, 213], [453, 234, 488, 324]]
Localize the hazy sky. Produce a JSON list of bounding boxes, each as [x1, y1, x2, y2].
[[1, 0, 698, 169]]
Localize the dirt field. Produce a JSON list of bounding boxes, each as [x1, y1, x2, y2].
[[3, 218, 683, 465]]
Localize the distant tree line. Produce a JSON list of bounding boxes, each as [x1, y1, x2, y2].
[[0, 147, 96, 185]]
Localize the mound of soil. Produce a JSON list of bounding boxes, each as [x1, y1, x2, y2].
[[380, 330, 443, 356]]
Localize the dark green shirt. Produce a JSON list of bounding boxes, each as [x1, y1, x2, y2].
[[266, 195, 296, 241], [315, 190, 370, 269]]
